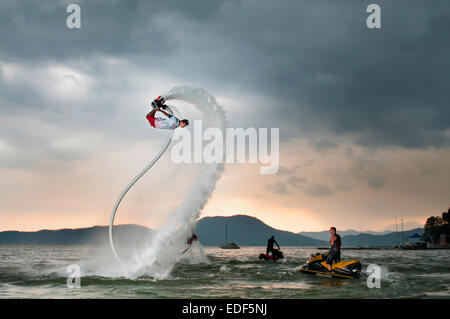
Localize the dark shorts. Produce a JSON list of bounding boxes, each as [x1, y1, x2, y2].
[[326, 249, 341, 265]]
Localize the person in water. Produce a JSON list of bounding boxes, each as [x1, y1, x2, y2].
[[187, 234, 198, 245], [326, 226, 341, 272], [146, 96, 189, 129], [182, 234, 198, 254], [266, 235, 281, 256]]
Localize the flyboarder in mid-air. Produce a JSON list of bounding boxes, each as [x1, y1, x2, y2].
[[146, 96, 189, 129]]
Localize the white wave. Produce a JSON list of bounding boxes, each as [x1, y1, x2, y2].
[[180, 241, 210, 265]]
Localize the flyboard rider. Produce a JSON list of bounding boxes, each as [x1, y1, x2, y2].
[[146, 96, 189, 129]]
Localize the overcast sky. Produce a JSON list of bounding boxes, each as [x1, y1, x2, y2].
[[1, 0, 449, 232]]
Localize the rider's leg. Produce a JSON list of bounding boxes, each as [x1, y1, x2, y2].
[[146, 107, 160, 127]]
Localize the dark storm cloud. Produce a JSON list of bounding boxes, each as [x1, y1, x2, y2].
[[367, 176, 387, 190], [311, 138, 338, 153], [0, 0, 222, 62], [1, 0, 449, 152], [303, 183, 333, 197], [265, 181, 290, 195], [284, 174, 334, 197], [336, 184, 352, 192], [275, 166, 291, 175], [286, 176, 306, 188]]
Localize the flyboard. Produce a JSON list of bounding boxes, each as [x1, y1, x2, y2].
[[109, 106, 174, 265]]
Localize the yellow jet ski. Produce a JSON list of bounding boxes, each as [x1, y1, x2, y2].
[[299, 252, 362, 279]]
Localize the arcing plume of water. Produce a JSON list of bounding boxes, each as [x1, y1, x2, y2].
[[117, 86, 226, 278]]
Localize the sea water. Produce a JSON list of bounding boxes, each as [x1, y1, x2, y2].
[[0, 245, 449, 299]]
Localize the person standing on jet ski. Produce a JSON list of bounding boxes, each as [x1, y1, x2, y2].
[[326, 227, 341, 272], [266, 235, 281, 256], [146, 96, 189, 129]]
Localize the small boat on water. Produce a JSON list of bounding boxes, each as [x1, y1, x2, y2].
[[219, 222, 240, 249], [220, 242, 240, 249]]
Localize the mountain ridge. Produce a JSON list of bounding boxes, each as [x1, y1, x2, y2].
[[0, 214, 424, 247]]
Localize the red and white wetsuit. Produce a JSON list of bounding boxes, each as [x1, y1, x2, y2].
[[146, 113, 180, 129]]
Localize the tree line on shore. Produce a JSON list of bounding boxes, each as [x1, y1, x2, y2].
[[424, 207, 450, 243]]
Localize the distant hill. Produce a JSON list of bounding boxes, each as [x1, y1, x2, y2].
[[299, 229, 391, 241], [0, 216, 326, 247], [195, 215, 327, 246], [381, 221, 423, 232], [341, 228, 424, 247], [0, 215, 425, 247], [0, 225, 152, 246]]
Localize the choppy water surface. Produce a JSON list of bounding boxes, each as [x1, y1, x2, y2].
[[0, 245, 449, 298]]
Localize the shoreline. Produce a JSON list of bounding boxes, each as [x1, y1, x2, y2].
[[317, 246, 450, 250]]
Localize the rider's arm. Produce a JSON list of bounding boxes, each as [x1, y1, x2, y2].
[[158, 109, 172, 118], [275, 240, 280, 249], [146, 108, 158, 118]]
